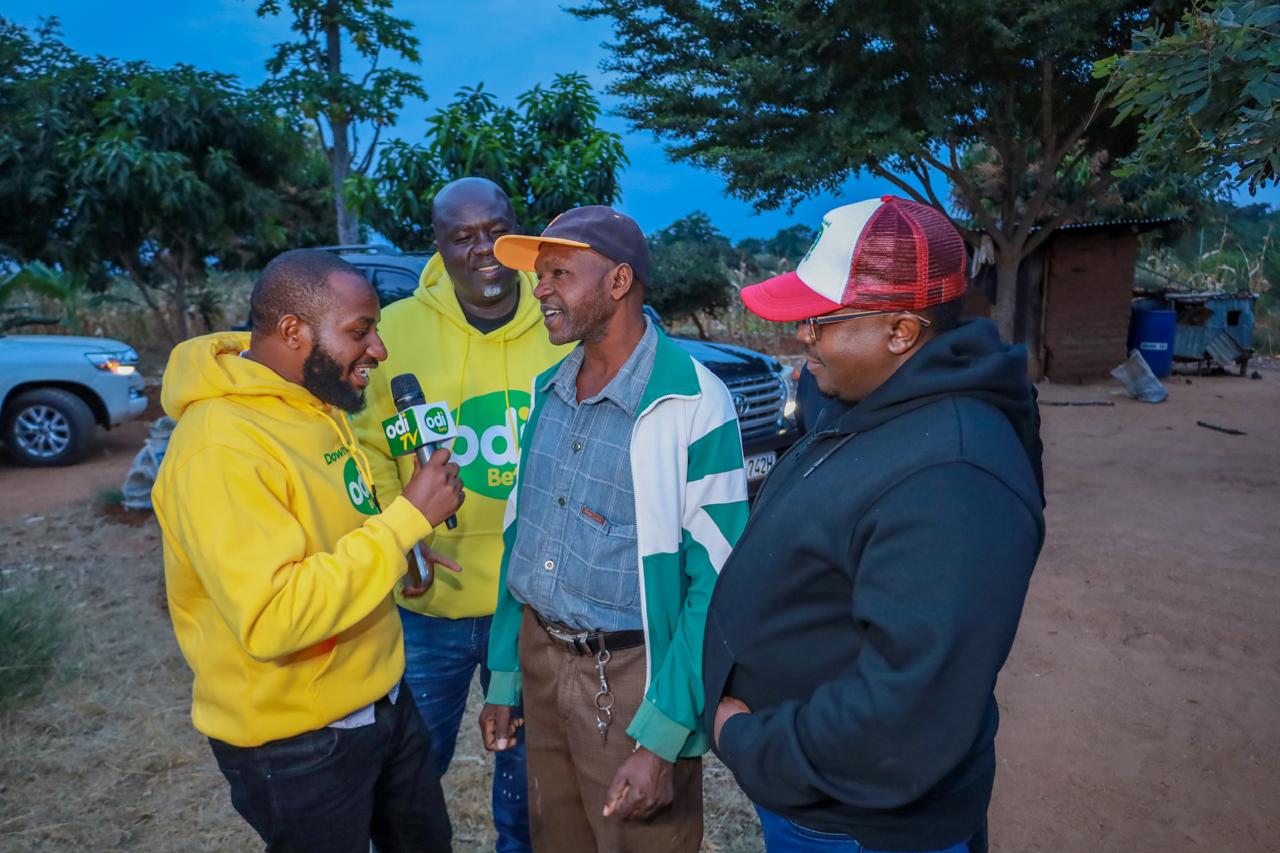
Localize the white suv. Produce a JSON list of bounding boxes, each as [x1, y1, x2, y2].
[[0, 334, 148, 466]]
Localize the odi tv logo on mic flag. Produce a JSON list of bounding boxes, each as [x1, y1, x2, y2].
[[382, 402, 458, 457]]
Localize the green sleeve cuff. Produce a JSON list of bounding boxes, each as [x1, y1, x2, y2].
[[485, 670, 522, 706], [626, 698, 696, 763]]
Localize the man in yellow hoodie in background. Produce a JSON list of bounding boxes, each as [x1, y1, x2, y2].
[[354, 178, 570, 852], [153, 249, 464, 853]]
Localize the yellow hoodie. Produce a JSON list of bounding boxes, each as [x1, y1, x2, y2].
[[352, 255, 570, 619], [152, 332, 432, 747]]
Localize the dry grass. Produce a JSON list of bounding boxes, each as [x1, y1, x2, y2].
[[0, 503, 762, 852]]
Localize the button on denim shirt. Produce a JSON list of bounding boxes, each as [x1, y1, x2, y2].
[[505, 320, 658, 632]]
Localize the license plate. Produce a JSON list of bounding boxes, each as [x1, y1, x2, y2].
[[744, 451, 777, 482]]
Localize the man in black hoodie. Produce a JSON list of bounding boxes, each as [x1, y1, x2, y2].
[[703, 196, 1044, 853]]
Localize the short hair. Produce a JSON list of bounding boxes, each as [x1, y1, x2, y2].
[[250, 249, 361, 334], [920, 296, 965, 335]]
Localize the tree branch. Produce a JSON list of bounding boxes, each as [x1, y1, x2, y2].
[[870, 165, 929, 204], [358, 52, 382, 90], [313, 116, 330, 152], [355, 125, 382, 175], [1023, 171, 1116, 257], [907, 157, 947, 211], [1014, 89, 1105, 246], [921, 148, 1007, 246]]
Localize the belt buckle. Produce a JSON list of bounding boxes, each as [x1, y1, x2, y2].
[[545, 623, 591, 656]]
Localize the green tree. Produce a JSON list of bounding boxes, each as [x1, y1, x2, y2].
[[351, 74, 628, 250], [0, 17, 101, 268], [0, 19, 327, 341], [647, 211, 736, 338], [256, 0, 426, 244], [1095, 0, 1280, 193], [572, 0, 1183, 340]]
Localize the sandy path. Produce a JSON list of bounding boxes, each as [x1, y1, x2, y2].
[[0, 418, 151, 521], [990, 373, 1280, 851], [0, 371, 1276, 851]]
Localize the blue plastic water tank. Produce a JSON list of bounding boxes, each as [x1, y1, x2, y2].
[[1127, 306, 1177, 378]]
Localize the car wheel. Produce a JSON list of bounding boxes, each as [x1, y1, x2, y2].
[[2, 388, 97, 467]]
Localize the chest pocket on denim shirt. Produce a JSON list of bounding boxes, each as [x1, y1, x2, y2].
[[564, 504, 640, 608]]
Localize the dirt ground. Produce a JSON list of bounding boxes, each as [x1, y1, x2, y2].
[[0, 417, 151, 519], [0, 370, 1277, 852]]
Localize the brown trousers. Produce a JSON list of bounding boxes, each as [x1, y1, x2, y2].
[[518, 606, 703, 853]]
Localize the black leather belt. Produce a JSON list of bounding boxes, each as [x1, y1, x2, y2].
[[534, 611, 645, 656]]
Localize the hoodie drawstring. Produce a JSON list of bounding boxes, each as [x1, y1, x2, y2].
[[803, 432, 858, 478], [502, 336, 517, 454], [316, 405, 381, 508]]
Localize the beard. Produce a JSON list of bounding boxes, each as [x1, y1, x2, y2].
[[301, 341, 366, 413], [550, 293, 613, 346]]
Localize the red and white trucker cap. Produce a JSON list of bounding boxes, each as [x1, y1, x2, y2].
[[741, 196, 967, 322]]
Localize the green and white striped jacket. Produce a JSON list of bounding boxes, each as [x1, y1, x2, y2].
[[485, 328, 749, 761]]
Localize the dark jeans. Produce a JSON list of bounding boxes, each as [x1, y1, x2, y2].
[[755, 806, 987, 853], [209, 685, 451, 853], [400, 608, 531, 853]]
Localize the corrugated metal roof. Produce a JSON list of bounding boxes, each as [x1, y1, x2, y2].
[[1031, 216, 1182, 235]]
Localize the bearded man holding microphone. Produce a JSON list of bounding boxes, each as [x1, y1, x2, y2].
[[153, 249, 463, 853]]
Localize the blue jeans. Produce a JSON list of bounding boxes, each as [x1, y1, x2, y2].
[[400, 609, 531, 853], [755, 805, 981, 853]]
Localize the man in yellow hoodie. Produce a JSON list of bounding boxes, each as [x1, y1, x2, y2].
[[153, 249, 464, 853], [354, 178, 570, 852]]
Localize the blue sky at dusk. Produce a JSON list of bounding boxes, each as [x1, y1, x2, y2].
[[6, 1, 1275, 242]]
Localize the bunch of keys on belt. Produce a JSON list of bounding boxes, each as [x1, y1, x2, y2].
[[593, 644, 615, 739]]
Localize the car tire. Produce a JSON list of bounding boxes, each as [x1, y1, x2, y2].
[[2, 388, 98, 467]]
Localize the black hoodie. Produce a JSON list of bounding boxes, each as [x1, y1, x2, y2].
[[704, 319, 1045, 851]]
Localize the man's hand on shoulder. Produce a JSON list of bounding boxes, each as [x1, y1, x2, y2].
[[603, 746, 674, 821]]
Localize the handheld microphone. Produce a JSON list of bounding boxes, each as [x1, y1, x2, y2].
[[387, 373, 460, 532]]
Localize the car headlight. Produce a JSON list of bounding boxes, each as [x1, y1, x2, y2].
[[86, 348, 139, 376], [775, 364, 798, 421]]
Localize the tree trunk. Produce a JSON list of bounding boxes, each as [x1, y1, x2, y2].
[[330, 125, 359, 244], [993, 252, 1021, 343], [325, 4, 359, 244], [172, 275, 190, 341], [690, 312, 709, 340]]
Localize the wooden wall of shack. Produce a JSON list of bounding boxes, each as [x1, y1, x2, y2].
[[963, 220, 1174, 382]]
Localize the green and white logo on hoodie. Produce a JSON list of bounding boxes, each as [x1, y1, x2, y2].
[[343, 456, 378, 515], [449, 390, 530, 500]]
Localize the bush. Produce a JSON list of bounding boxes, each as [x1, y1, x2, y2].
[[0, 582, 65, 710]]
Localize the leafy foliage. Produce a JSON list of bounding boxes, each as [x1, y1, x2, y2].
[[570, 0, 1184, 339], [0, 18, 330, 340], [256, 0, 426, 243], [953, 141, 1221, 225], [351, 74, 627, 250], [1095, 0, 1280, 193], [647, 212, 737, 337], [1139, 201, 1277, 299]]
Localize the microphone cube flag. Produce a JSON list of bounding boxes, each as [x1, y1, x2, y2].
[[381, 402, 459, 457]]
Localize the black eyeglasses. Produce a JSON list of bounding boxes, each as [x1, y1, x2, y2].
[[802, 309, 932, 342]]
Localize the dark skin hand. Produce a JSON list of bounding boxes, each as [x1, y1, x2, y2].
[[478, 703, 524, 752], [400, 545, 462, 598], [399, 448, 465, 528], [714, 696, 752, 748], [603, 746, 674, 820]]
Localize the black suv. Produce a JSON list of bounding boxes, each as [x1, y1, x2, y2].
[[267, 245, 803, 492]]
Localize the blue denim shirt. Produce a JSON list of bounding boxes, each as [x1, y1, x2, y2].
[[505, 320, 658, 632]]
